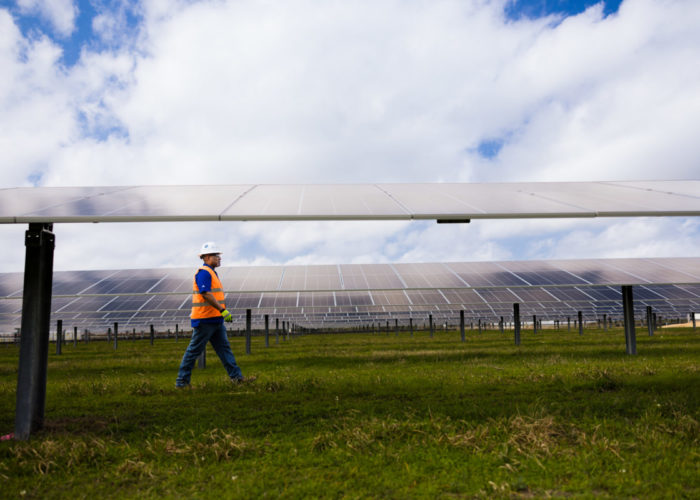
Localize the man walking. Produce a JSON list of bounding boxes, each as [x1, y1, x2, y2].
[[175, 242, 254, 387]]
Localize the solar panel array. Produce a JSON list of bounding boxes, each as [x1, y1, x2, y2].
[[1, 181, 699, 223], [1, 258, 698, 333]]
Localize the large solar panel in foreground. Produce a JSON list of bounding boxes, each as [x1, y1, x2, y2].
[[1, 181, 699, 223], [1, 257, 698, 333]]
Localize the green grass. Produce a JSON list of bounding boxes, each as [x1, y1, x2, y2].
[[1, 327, 699, 498]]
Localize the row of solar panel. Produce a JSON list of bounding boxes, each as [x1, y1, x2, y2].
[[1, 289, 697, 333], [2, 257, 699, 298], [2, 285, 698, 315], [2, 181, 700, 223], [0, 302, 693, 334]]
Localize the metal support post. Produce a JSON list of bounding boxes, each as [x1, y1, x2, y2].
[[55, 319, 62, 355], [499, 316, 504, 333], [429, 314, 434, 338], [693, 312, 697, 330], [393, 319, 398, 336], [513, 303, 520, 346], [478, 318, 482, 335], [73, 326, 77, 347], [245, 309, 252, 355], [653, 313, 657, 330], [567, 316, 571, 333], [265, 314, 269, 348], [622, 285, 637, 355], [276, 318, 279, 344], [578, 311, 583, 336], [647, 306, 654, 336], [532, 315, 537, 334], [197, 348, 206, 369], [15, 223, 55, 440], [409, 318, 413, 337], [150, 324, 154, 345], [113, 322, 118, 350], [460, 310, 465, 342], [603, 314, 607, 332], [175, 324, 179, 342]]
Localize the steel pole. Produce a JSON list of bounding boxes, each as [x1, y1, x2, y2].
[[622, 286, 637, 355], [578, 311, 583, 336], [513, 303, 521, 346], [15, 223, 55, 440], [245, 309, 252, 354], [55, 319, 62, 355]]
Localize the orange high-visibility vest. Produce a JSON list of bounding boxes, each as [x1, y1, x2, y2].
[[191, 266, 226, 320]]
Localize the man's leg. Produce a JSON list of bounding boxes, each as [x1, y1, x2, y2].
[[175, 323, 214, 386], [209, 323, 244, 380]]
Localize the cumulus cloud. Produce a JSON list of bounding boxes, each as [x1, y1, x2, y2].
[[0, 0, 699, 272], [16, 0, 77, 37]]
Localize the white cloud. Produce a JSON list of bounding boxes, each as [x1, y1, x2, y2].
[[16, 0, 77, 37], [1, 0, 699, 273]]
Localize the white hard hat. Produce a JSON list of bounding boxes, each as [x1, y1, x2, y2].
[[199, 241, 223, 257]]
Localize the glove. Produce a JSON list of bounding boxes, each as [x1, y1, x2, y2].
[[221, 309, 233, 322]]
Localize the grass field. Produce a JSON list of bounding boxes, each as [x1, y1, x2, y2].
[[1, 327, 699, 498]]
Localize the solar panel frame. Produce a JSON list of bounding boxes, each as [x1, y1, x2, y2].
[[3, 181, 699, 223]]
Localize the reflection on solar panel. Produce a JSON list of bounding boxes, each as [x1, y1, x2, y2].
[[2, 181, 699, 223], [1, 257, 698, 333]]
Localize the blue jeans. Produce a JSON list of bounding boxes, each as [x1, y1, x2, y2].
[[176, 322, 243, 386]]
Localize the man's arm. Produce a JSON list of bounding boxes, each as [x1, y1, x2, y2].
[[200, 291, 224, 312]]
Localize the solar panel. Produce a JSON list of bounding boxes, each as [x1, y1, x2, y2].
[[1, 257, 699, 333], [2, 181, 698, 223]]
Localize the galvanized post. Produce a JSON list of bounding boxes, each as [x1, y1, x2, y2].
[[647, 306, 654, 336], [113, 322, 118, 350], [197, 348, 206, 369], [265, 314, 269, 348], [567, 316, 571, 333], [578, 311, 583, 336], [150, 324, 154, 345], [513, 303, 520, 346], [500, 316, 504, 333], [409, 318, 413, 337], [460, 310, 465, 342], [692, 312, 697, 330], [175, 324, 179, 342], [478, 318, 482, 335], [276, 318, 279, 344], [245, 309, 252, 355], [55, 319, 62, 355], [622, 285, 637, 355], [73, 326, 77, 347], [429, 314, 434, 338], [532, 315, 537, 334], [15, 223, 55, 440]]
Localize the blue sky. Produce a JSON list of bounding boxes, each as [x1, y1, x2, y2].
[[7, 1, 625, 68], [0, 0, 699, 272]]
